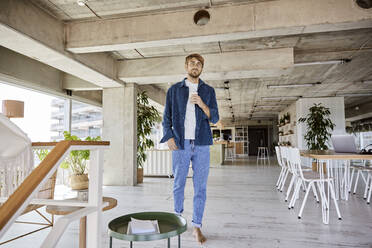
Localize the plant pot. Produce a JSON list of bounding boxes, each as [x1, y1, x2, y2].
[[70, 174, 89, 190], [312, 162, 327, 174], [137, 167, 143, 184]]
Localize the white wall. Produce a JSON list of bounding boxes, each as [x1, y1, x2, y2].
[[296, 97, 345, 150]]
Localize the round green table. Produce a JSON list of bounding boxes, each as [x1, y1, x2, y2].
[[108, 212, 187, 248]]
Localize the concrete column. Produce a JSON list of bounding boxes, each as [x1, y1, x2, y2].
[[103, 84, 137, 186], [64, 99, 72, 133]]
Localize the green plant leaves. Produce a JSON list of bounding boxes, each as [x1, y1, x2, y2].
[[137, 91, 161, 169], [298, 103, 335, 150], [62, 131, 101, 175]]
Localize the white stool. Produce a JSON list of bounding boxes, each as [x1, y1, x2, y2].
[[257, 147, 270, 165], [225, 143, 235, 161]]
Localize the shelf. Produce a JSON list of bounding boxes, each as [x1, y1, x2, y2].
[[279, 134, 294, 137], [278, 123, 291, 128]]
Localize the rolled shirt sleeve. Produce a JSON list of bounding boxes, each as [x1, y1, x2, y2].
[[201, 88, 219, 124]]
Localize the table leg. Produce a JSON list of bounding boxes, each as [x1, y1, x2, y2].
[[168, 238, 170, 248], [130, 241, 133, 248], [345, 160, 350, 201], [178, 235, 181, 248], [79, 216, 87, 248], [109, 237, 112, 248]]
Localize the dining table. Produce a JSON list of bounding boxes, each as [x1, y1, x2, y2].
[[300, 150, 372, 201]]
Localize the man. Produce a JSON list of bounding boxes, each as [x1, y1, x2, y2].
[[160, 53, 219, 244]]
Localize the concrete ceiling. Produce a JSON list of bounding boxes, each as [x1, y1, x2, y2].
[[10, 0, 372, 123], [150, 28, 372, 122], [30, 0, 275, 21]]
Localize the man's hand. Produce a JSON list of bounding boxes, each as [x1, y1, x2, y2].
[[190, 94, 205, 108], [167, 138, 178, 150], [190, 94, 210, 119]]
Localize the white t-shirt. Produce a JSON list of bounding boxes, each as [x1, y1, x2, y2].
[[184, 80, 198, 140]]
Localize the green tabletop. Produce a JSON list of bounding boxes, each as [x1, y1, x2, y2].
[[108, 212, 187, 242]]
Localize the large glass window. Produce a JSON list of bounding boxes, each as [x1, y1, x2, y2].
[[70, 100, 102, 139], [50, 98, 68, 141], [0, 82, 63, 141], [360, 131, 372, 149]]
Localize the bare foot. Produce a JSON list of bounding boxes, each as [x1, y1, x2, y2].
[[193, 227, 207, 244]]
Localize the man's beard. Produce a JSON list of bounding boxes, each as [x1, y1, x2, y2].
[[188, 69, 201, 78]]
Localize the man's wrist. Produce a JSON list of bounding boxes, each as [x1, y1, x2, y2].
[[199, 102, 207, 109]]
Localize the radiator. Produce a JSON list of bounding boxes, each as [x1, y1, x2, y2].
[[143, 150, 173, 177]]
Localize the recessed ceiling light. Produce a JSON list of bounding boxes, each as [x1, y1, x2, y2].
[[337, 92, 372, 97], [294, 59, 351, 67], [77, 0, 87, 6], [356, 0, 372, 9], [194, 10, 210, 26]]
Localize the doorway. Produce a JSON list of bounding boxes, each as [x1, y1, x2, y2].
[[248, 127, 268, 156]]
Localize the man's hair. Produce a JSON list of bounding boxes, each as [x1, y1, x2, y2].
[[185, 53, 204, 67]]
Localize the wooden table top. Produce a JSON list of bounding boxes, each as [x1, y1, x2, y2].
[[300, 150, 372, 160], [46, 196, 117, 215]]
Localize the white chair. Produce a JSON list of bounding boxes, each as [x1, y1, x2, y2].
[[288, 147, 341, 224], [358, 164, 372, 204], [278, 146, 291, 193], [349, 160, 372, 199], [275, 146, 287, 190], [281, 146, 301, 204], [280, 146, 318, 207]]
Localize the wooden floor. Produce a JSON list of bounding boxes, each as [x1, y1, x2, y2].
[[1, 157, 372, 247]]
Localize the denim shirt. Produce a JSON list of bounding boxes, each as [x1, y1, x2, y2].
[[160, 78, 219, 150]]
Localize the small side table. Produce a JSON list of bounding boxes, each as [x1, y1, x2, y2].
[[46, 196, 117, 248], [108, 212, 187, 248]]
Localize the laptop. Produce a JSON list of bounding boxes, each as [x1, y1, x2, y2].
[[331, 135, 358, 153]]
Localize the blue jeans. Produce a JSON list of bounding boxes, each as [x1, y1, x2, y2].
[[172, 139, 210, 228]]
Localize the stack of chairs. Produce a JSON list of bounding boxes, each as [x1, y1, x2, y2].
[[274, 146, 342, 224]]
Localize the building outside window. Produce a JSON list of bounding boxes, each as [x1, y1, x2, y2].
[[360, 131, 372, 149], [50, 99, 102, 140]]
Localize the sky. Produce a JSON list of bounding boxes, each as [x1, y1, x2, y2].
[[0, 82, 58, 141]]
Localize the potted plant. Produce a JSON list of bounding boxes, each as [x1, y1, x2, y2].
[[284, 113, 290, 124], [61, 131, 101, 190], [298, 103, 335, 171], [137, 91, 161, 184]]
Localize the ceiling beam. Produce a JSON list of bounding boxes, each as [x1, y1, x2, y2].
[[66, 0, 372, 53], [137, 85, 166, 106], [0, 46, 102, 106], [345, 101, 372, 122], [63, 74, 102, 91], [63, 73, 166, 106], [0, 0, 122, 88], [118, 48, 294, 84]]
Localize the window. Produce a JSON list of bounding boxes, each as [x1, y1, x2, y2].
[[70, 100, 102, 139], [0, 82, 62, 141], [360, 131, 372, 149]]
